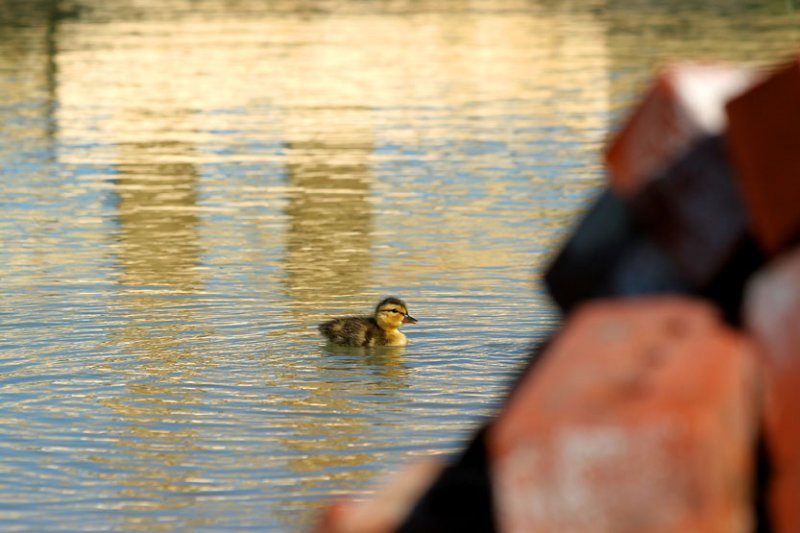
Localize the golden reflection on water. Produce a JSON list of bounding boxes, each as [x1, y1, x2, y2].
[[99, 136, 213, 528], [1, 0, 799, 531], [277, 347, 410, 474], [283, 107, 374, 311], [114, 141, 204, 292]]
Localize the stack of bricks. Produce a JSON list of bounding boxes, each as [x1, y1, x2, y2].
[[318, 55, 800, 533]]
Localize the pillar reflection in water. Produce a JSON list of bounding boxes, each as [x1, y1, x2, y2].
[[279, 106, 411, 490], [114, 141, 204, 293], [103, 135, 213, 528], [0, 0, 60, 287], [282, 106, 374, 312]]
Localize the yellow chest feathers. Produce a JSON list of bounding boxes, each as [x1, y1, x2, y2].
[[381, 329, 407, 346]]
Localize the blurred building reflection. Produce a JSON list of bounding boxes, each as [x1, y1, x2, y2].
[[282, 106, 375, 312], [102, 135, 211, 529], [113, 140, 204, 293], [53, 21, 213, 520], [0, 0, 60, 290]]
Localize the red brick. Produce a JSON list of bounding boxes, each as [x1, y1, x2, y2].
[[489, 297, 760, 533], [744, 247, 800, 532], [726, 57, 800, 254], [605, 64, 754, 197]]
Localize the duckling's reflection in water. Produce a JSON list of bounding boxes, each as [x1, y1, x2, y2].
[[320, 342, 411, 390], [322, 342, 408, 359]]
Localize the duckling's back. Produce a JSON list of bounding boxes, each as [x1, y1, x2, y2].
[[318, 316, 385, 347]]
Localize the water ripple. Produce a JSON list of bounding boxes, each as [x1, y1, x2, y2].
[[0, 0, 796, 531]]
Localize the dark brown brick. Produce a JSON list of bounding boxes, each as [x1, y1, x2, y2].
[[726, 57, 800, 254]]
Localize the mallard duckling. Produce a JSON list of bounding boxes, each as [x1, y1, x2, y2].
[[319, 297, 418, 347]]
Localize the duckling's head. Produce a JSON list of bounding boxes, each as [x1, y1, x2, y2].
[[374, 297, 417, 331]]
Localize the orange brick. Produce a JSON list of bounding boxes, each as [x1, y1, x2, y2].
[[744, 247, 800, 532], [726, 57, 800, 254], [605, 64, 754, 197], [489, 297, 760, 533]]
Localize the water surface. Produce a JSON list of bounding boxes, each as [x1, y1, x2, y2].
[[1, 0, 798, 530]]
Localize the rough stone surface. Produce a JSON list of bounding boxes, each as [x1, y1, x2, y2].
[[489, 297, 760, 533], [544, 189, 689, 313], [745, 247, 800, 532], [632, 135, 747, 288], [606, 63, 753, 197], [726, 57, 800, 254]]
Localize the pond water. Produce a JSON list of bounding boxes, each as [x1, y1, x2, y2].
[[0, 0, 798, 530]]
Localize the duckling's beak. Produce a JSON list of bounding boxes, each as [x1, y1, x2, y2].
[[403, 314, 417, 324]]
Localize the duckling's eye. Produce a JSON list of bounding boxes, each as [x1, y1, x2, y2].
[[388, 309, 402, 314]]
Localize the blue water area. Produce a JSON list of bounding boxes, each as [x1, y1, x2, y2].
[[0, 0, 797, 530]]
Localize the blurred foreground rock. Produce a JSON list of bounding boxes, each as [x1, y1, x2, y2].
[[317, 54, 800, 533], [726, 58, 800, 254], [745, 249, 800, 533], [490, 298, 759, 533], [318, 460, 444, 533], [604, 63, 753, 197]]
